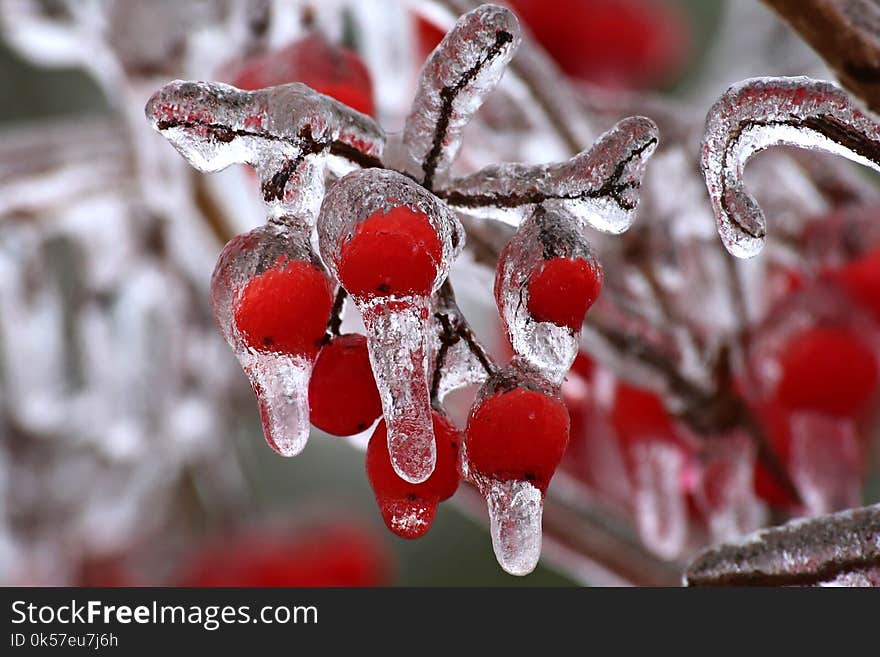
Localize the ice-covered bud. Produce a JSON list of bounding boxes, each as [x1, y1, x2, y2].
[[495, 207, 602, 385]]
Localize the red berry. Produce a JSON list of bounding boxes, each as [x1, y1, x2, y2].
[[527, 257, 602, 330], [234, 257, 333, 358], [309, 333, 382, 436], [178, 525, 390, 587], [610, 383, 677, 448], [413, 14, 447, 61], [828, 246, 880, 321], [228, 34, 376, 117], [366, 411, 461, 538], [466, 386, 570, 492], [338, 206, 442, 298], [775, 326, 878, 417], [507, 0, 690, 90]]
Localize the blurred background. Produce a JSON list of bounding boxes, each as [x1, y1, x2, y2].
[[1, 0, 878, 586]]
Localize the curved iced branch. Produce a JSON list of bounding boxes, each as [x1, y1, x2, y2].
[[438, 116, 658, 234], [701, 76, 880, 258]]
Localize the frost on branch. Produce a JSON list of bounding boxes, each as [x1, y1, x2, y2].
[[439, 116, 659, 233], [685, 503, 880, 587], [701, 76, 880, 258]]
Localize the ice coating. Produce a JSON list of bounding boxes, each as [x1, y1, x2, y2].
[[360, 297, 436, 484], [631, 441, 687, 560], [788, 412, 863, 516], [439, 116, 659, 233], [701, 76, 880, 258], [495, 207, 599, 386], [485, 478, 544, 576], [318, 169, 464, 483], [211, 221, 328, 457], [146, 80, 385, 220], [243, 352, 312, 457], [685, 503, 880, 587], [402, 4, 522, 188], [694, 437, 764, 544], [430, 284, 495, 401]]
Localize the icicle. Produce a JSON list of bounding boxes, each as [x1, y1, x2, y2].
[[485, 478, 543, 576], [145, 80, 385, 221], [695, 435, 765, 543], [360, 296, 436, 482], [318, 169, 463, 483], [242, 352, 312, 457], [438, 116, 659, 233], [788, 412, 863, 516], [631, 441, 688, 560], [495, 207, 600, 386], [400, 3, 522, 188], [701, 76, 880, 258]]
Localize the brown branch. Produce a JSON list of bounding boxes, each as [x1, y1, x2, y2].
[[685, 503, 880, 586], [762, 0, 880, 114]]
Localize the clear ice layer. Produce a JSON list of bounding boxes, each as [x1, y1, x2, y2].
[[146, 80, 385, 220], [360, 296, 437, 484], [439, 116, 659, 233], [318, 169, 464, 483], [495, 207, 599, 386], [701, 76, 880, 258], [402, 4, 522, 188]]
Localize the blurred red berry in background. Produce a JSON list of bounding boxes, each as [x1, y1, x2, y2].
[[177, 524, 392, 587], [416, 1, 690, 90], [227, 34, 376, 116], [508, 0, 690, 89]]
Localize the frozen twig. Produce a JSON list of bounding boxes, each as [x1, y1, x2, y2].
[[685, 503, 880, 586]]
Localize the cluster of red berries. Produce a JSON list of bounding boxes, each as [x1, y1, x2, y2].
[[225, 192, 604, 540], [161, 6, 609, 566]]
